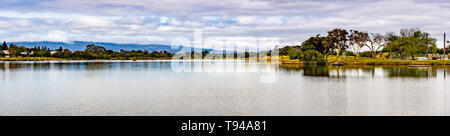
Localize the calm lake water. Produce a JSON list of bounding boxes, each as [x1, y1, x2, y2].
[[0, 60, 449, 116]]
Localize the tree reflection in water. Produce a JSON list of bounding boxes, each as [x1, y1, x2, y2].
[[1, 62, 449, 78], [280, 64, 448, 78]]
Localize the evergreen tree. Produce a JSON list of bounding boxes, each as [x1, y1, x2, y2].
[[1, 41, 7, 50]]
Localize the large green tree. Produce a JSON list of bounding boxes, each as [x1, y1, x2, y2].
[[326, 28, 348, 57], [416, 31, 436, 56], [301, 34, 331, 58], [398, 36, 420, 60], [386, 30, 436, 60], [8, 44, 19, 57], [286, 48, 303, 60], [85, 44, 106, 58]]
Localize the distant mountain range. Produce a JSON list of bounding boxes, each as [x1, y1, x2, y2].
[[10, 41, 209, 52]]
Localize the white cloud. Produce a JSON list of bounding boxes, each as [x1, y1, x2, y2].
[[0, 11, 79, 19], [46, 31, 70, 43], [1, 0, 450, 48], [262, 17, 284, 25], [236, 16, 284, 25], [67, 16, 114, 28], [169, 19, 182, 26], [236, 16, 258, 25], [160, 17, 168, 24], [6, 31, 71, 43], [156, 26, 174, 31]]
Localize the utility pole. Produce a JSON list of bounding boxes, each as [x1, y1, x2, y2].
[[426, 34, 429, 60], [445, 33, 447, 59]]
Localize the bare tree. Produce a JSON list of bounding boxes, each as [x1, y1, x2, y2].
[[349, 30, 369, 59], [367, 33, 386, 58], [385, 32, 397, 42], [400, 28, 419, 37]]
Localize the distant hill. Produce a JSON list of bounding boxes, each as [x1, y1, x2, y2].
[[10, 41, 209, 52]]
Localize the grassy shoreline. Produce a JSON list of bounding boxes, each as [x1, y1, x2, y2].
[[0, 57, 66, 61], [3, 56, 450, 66], [281, 56, 450, 65], [0, 57, 172, 61]]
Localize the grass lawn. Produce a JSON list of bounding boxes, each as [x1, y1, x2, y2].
[[281, 55, 450, 65], [0, 57, 66, 61]]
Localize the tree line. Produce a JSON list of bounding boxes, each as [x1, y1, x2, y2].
[[2, 28, 448, 61], [280, 28, 447, 62], [1, 41, 270, 60], [0, 42, 174, 60]]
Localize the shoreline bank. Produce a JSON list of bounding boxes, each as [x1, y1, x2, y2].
[[0, 57, 172, 61], [281, 60, 450, 65], [2, 57, 450, 66]]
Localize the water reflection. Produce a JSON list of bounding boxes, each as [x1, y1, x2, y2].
[[280, 65, 447, 78], [384, 66, 436, 77], [0, 61, 172, 71], [0, 61, 449, 115]]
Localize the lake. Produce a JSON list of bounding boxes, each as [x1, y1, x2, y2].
[[0, 60, 449, 115]]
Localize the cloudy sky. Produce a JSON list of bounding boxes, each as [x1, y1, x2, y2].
[[1, 0, 450, 47]]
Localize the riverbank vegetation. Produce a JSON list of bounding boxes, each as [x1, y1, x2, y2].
[[1, 43, 174, 60], [280, 28, 450, 65], [2, 28, 450, 65], [0, 57, 65, 61], [0, 42, 270, 61]]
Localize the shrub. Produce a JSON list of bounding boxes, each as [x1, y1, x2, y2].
[[360, 51, 372, 57], [287, 48, 303, 59], [343, 50, 355, 56], [302, 50, 324, 63]]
